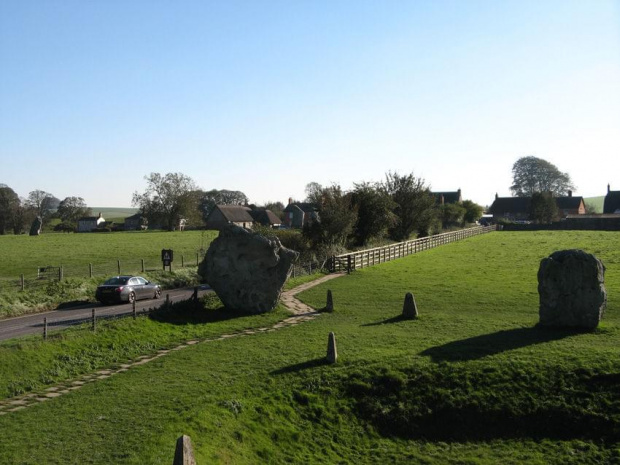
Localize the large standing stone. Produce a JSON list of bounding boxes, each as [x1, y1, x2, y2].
[[29, 216, 42, 236], [198, 225, 298, 314], [538, 249, 607, 329], [402, 292, 418, 319]]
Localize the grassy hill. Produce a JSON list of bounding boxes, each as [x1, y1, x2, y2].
[[1, 231, 619, 463], [90, 207, 139, 219]]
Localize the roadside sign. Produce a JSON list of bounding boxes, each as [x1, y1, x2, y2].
[[161, 249, 173, 269]]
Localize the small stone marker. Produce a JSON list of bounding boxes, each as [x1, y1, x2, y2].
[[326, 332, 337, 364], [538, 249, 607, 329], [173, 435, 196, 465], [325, 290, 334, 312], [402, 292, 418, 319]]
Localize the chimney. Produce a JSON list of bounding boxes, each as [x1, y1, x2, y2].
[[568, 190, 572, 197], [288, 197, 293, 205], [495, 193, 498, 200], [609, 184, 611, 193]]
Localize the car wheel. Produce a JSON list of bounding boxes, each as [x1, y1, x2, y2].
[[128, 292, 136, 304], [153, 288, 161, 300]]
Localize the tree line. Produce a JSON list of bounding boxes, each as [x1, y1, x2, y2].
[[0, 186, 92, 235]]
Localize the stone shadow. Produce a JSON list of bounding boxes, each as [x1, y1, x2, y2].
[[270, 358, 328, 375], [421, 325, 586, 362], [361, 315, 409, 326]]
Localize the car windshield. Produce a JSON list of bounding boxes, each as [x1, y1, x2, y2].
[[103, 277, 129, 285]]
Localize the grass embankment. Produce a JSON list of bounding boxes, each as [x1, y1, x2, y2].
[[0, 231, 619, 463]]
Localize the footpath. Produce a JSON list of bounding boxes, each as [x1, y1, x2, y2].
[[0, 273, 344, 416]]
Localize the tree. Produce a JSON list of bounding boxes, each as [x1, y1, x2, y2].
[[0, 185, 20, 235], [510, 156, 575, 197], [132, 172, 198, 231], [462, 200, 484, 224], [350, 182, 396, 246], [25, 190, 59, 222], [199, 189, 249, 222], [529, 192, 560, 224], [382, 172, 437, 240], [57, 197, 91, 225], [303, 184, 357, 249], [439, 203, 466, 229]]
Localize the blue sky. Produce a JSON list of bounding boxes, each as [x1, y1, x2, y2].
[[1, 0, 619, 208]]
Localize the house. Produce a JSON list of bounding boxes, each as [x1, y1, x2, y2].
[[432, 189, 462, 205], [77, 213, 106, 232], [204, 205, 255, 230], [604, 184, 620, 214], [489, 192, 586, 222], [556, 191, 586, 216], [124, 213, 148, 231], [249, 209, 282, 228], [282, 198, 319, 228]]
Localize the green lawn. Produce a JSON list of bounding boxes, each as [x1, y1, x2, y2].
[[0, 231, 619, 464]]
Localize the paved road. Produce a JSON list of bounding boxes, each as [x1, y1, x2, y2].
[[0, 286, 211, 342]]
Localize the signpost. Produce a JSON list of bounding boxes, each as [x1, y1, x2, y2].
[[162, 249, 174, 271]]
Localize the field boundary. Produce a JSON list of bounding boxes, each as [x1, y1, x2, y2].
[[330, 225, 495, 272]]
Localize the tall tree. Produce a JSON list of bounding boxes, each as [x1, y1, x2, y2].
[[510, 156, 575, 197], [383, 172, 437, 240], [132, 172, 198, 231], [303, 184, 357, 248], [350, 182, 396, 246], [0, 185, 20, 235], [529, 191, 560, 224], [199, 189, 249, 221], [57, 197, 91, 224], [25, 190, 59, 223]]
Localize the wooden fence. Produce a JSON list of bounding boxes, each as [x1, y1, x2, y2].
[[329, 225, 495, 272]]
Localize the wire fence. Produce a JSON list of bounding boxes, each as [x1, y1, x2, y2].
[[0, 253, 207, 293]]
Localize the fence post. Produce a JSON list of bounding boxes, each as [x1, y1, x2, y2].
[[181, 255, 184, 268], [58, 266, 63, 281], [43, 317, 47, 340], [117, 260, 121, 275], [21, 274, 24, 291], [133, 300, 136, 319], [141, 259, 145, 273], [196, 252, 199, 266], [347, 255, 352, 274], [92, 309, 96, 332], [89, 263, 93, 278]]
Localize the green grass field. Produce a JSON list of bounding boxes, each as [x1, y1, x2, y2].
[[0, 231, 619, 463], [0, 230, 218, 279]]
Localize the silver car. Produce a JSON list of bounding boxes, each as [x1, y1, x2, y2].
[[95, 275, 162, 305]]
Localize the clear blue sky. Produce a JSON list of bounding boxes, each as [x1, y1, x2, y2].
[[1, 0, 619, 208]]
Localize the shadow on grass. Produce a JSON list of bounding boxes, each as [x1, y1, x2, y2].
[[421, 325, 587, 362], [362, 315, 410, 326], [270, 358, 329, 375]]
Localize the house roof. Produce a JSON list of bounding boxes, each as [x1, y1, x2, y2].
[[78, 216, 100, 222], [125, 213, 144, 221], [556, 196, 584, 210], [604, 191, 620, 214], [215, 205, 254, 223], [432, 190, 462, 204], [491, 195, 584, 215], [490, 197, 531, 215], [284, 202, 317, 213], [250, 209, 281, 225]]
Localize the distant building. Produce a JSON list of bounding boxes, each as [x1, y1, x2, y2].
[[432, 189, 462, 205], [489, 191, 585, 221], [604, 184, 620, 214], [204, 205, 281, 230], [77, 213, 105, 232], [282, 199, 319, 228], [124, 213, 148, 231]]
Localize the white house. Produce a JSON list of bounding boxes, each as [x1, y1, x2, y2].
[[78, 213, 106, 232]]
